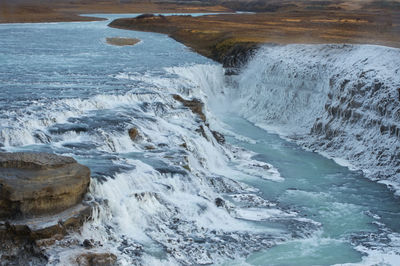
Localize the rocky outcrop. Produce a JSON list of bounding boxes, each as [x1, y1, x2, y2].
[[0, 152, 90, 219], [172, 94, 206, 122], [0, 203, 92, 263], [128, 127, 140, 141], [75, 252, 117, 266], [211, 130, 225, 144], [0, 152, 92, 264], [109, 16, 259, 74], [215, 42, 259, 75], [108, 16, 260, 72], [172, 95, 226, 144]]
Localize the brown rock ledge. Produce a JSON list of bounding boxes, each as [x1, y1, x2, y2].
[[0, 152, 91, 219], [75, 252, 117, 266], [1, 203, 91, 240], [172, 94, 206, 122], [0, 152, 92, 264]]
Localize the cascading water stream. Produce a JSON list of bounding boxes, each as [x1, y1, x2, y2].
[[170, 47, 400, 264], [221, 44, 400, 188]]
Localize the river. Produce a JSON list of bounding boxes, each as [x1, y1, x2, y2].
[[0, 14, 399, 265]]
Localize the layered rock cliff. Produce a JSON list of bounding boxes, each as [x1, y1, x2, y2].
[[0, 152, 92, 264]]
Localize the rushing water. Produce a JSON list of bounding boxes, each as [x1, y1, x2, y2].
[[218, 115, 400, 265], [0, 14, 399, 265]]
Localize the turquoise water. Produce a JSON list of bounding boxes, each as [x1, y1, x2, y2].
[[220, 115, 400, 265]]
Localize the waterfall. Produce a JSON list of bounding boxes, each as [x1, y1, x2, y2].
[[221, 44, 400, 192]]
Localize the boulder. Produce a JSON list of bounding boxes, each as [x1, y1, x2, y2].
[[75, 252, 117, 266], [211, 130, 225, 144], [172, 94, 206, 122], [0, 152, 90, 219], [128, 127, 140, 141], [0, 152, 92, 264], [215, 197, 225, 207], [2, 203, 91, 240]]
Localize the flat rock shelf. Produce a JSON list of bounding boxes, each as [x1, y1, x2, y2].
[[106, 37, 140, 46], [0, 152, 90, 219], [0, 152, 93, 264]]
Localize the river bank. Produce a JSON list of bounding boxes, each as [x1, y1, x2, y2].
[[109, 8, 400, 69]]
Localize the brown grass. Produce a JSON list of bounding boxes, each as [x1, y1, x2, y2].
[[109, 5, 400, 62], [0, 0, 231, 23]]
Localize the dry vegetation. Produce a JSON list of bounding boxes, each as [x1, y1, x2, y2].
[[0, 0, 230, 23], [109, 1, 400, 62]]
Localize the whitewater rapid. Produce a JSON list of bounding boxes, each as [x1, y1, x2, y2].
[[220, 44, 400, 193], [0, 18, 309, 265]]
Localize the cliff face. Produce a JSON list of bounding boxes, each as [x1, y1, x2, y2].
[[0, 152, 90, 219], [108, 15, 263, 71], [213, 41, 259, 73], [0, 152, 92, 265], [224, 44, 400, 188]]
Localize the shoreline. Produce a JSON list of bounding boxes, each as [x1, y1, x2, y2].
[[108, 10, 400, 67], [2, 0, 399, 66]]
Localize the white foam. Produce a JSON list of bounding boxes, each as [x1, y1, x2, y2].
[[234, 208, 296, 221], [221, 44, 400, 193]]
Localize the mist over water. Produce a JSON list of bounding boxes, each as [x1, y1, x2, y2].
[[0, 15, 399, 265]]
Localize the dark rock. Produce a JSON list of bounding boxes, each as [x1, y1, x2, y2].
[[35, 234, 64, 247], [48, 123, 88, 134], [252, 163, 270, 170], [83, 239, 94, 249], [212, 42, 259, 74], [0, 152, 93, 264], [157, 143, 168, 147], [155, 166, 187, 175], [75, 252, 117, 266], [180, 142, 188, 149], [136, 13, 155, 19], [0, 203, 91, 265], [33, 130, 52, 144], [0, 152, 90, 219], [211, 130, 225, 144], [196, 125, 207, 139], [144, 145, 156, 150], [0, 152, 76, 170], [0, 228, 48, 265], [172, 94, 206, 122], [3, 203, 92, 240], [215, 197, 225, 208], [128, 127, 140, 141], [182, 164, 191, 171], [398, 88, 400, 101]]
